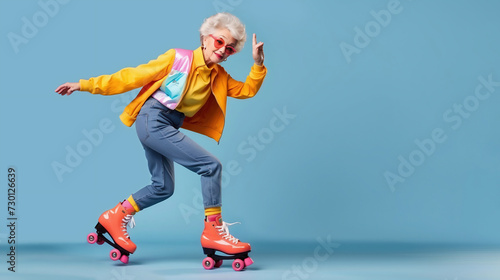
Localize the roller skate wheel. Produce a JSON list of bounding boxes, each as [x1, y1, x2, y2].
[[96, 236, 105, 245], [232, 259, 245, 271], [244, 257, 254, 267], [202, 257, 215, 270], [87, 233, 98, 244], [120, 255, 129, 264], [214, 259, 223, 268], [110, 249, 121, 261]]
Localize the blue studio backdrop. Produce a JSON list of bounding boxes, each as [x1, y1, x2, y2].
[[1, 0, 500, 247]]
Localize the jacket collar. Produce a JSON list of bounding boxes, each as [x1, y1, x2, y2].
[[193, 46, 219, 73]]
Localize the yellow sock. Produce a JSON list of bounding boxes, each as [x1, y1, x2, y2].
[[204, 206, 221, 216], [127, 195, 140, 212]]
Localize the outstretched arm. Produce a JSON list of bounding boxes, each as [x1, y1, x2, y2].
[[54, 49, 175, 96]]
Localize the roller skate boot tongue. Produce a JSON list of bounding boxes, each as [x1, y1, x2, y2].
[[122, 200, 136, 215], [207, 214, 223, 226], [121, 201, 136, 231]]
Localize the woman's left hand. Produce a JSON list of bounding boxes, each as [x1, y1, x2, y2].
[[252, 33, 264, 66]]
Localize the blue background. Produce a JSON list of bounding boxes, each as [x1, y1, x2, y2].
[[1, 0, 500, 247]]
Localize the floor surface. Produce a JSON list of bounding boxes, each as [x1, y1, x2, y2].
[[1, 241, 499, 279]]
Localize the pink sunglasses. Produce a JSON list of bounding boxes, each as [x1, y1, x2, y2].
[[209, 34, 236, 55]]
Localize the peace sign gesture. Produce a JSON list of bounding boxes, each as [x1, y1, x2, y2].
[[252, 33, 264, 66]]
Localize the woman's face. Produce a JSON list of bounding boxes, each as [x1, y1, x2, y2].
[[203, 28, 237, 67]]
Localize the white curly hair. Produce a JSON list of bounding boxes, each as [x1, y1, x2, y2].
[[199, 13, 247, 52]]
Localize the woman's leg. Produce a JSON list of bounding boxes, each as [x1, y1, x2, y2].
[[130, 144, 176, 210], [131, 98, 222, 210]]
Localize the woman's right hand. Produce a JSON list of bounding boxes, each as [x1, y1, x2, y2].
[[55, 82, 80, 96]]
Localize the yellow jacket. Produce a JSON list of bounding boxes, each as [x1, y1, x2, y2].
[[79, 47, 267, 142]]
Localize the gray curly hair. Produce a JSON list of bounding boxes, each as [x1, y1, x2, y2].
[[199, 13, 247, 53]]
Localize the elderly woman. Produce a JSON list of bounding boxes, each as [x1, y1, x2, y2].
[[55, 13, 266, 269]]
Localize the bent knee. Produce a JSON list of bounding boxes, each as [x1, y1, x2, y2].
[[198, 156, 222, 176], [209, 157, 222, 173], [151, 184, 174, 198]]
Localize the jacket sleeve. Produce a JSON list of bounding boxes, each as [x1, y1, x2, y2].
[[79, 49, 176, 95], [227, 64, 267, 99]]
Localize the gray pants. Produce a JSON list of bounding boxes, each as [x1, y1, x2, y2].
[[131, 97, 222, 210]]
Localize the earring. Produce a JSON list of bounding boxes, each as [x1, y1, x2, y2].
[[202, 45, 206, 50]]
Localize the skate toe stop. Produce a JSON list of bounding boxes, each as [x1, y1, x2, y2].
[[244, 257, 254, 267]]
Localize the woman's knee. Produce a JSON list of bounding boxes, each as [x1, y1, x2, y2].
[[211, 156, 222, 173], [200, 156, 222, 176], [151, 183, 175, 199]]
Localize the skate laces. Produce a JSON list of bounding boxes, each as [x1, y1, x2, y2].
[[216, 221, 241, 244], [121, 214, 135, 238]]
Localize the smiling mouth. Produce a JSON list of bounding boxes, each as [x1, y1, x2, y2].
[[214, 53, 223, 59]]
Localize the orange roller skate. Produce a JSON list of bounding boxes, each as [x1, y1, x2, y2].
[[86, 202, 136, 264], [201, 214, 253, 271]]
